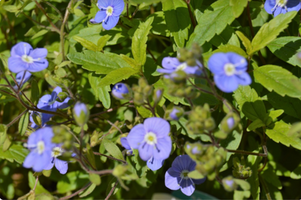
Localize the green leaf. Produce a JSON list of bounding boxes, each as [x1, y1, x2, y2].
[[187, 0, 237, 47], [247, 119, 265, 131], [31, 29, 49, 40], [242, 100, 267, 121], [236, 31, 252, 55], [96, 35, 110, 51], [18, 112, 29, 136], [214, 44, 247, 58], [233, 85, 259, 110], [79, 183, 96, 198], [132, 16, 154, 66], [89, 173, 101, 186], [0, 124, 7, 145], [266, 121, 301, 150], [73, 36, 98, 51], [248, 156, 261, 200], [261, 163, 282, 189], [267, 36, 301, 68], [67, 50, 132, 74], [254, 65, 301, 98], [250, 11, 297, 55], [102, 139, 124, 161], [31, 79, 40, 104], [162, 0, 191, 47], [28, 171, 50, 195], [86, 143, 97, 169], [229, 0, 248, 18], [0, 144, 29, 164], [97, 67, 139, 88], [57, 171, 89, 194], [88, 73, 111, 109]]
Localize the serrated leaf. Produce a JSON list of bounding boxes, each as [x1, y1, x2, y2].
[[254, 65, 301, 98], [242, 100, 267, 121], [73, 36, 98, 51], [267, 36, 301, 68], [67, 50, 132, 74], [102, 139, 124, 161], [233, 85, 259, 110], [162, 0, 191, 47], [97, 67, 139, 88], [266, 121, 301, 150], [250, 11, 297, 55], [132, 16, 154, 66], [187, 0, 237, 47], [0, 144, 29, 164]]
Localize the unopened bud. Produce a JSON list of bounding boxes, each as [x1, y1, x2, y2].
[[222, 176, 237, 192], [169, 107, 184, 120], [112, 83, 132, 100], [73, 102, 89, 127], [31, 112, 42, 127]]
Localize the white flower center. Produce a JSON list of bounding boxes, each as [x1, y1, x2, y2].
[[144, 132, 157, 145], [224, 63, 236, 76], [22, 55, 34, 63], [106, 6, 114, 16], [272, 0, 288, 11], [176, 63, 187, 71], [52, 147, 62, 158], [37, 141, 45, 154]]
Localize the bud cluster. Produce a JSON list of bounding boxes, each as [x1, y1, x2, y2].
[[132, 78, 153, 105], [232, 157, 252, 179], [177, 44, 203, 66], [186, 104, 215, 134]]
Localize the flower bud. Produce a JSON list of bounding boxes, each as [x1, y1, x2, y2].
[[222, 176, 237, 192], [31, 112, 42, 127], [112, 83, 132, 100], [153, 89, 163, 104], [169, 107, 184, 120], [73, 102, 89, 127]]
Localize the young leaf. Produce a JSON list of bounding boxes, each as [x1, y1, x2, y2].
[[162, 0, 191, 47], [254, 65, 301, 98], [0, 144, 29, 164], [73, 36, 98, 51], [132, 16, 154, 66], [102, 139, 124, 161], [250, 11, 297, 55], [18, 112, 29, 136], [88, 73, 111, 109]]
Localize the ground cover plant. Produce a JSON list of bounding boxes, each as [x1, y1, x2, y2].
[[1, 0, 301, 199]]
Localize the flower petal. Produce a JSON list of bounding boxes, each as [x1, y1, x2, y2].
[[143, 117, 170, 138], [16, 71, 31, 86], [94, 11, 107, 23], [157, 68, 175, 74], [236, 72, 252, 86], [226, 52, 247, 71], [11, 42, 33, 57], [55, 159, 68, 174], [171, 155, 195, 172], [120, 137, 131, 150], [103, 15, 120, 30], [138, 143, 154, 161], [33, 151, 52, 172], [127, 124, 146, 149], [183, 66, 202, 76], [165, 170, 181, 190], [147, 157, 164, 171], [264, 0, 275, 14], [112, 0, 124, 15], [23, 152, 37, 169], [287, 0, 301, 12], [214, 74, 239, 93], [29, 48, 48, 59], [162, 57, 181, 70], [167, 167, 181, 177], [55, 97, 71, 109], [27, 59, 49, 72], [43, 158, 55, 170], [8, 57, 28, 73], [153, 136, 171, 160], [193, 177, 206, 185], [180, 179, 195, 196], [208, 53, 229, 75], [97, 0, 111, 8]]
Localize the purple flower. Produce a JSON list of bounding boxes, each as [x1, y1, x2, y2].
[[13, 71, 32, 90], [44, 144, 68, 174], [169, 107, 183, 121], [264, 0, 301, 16], [208, 52, 251, 93], [23, 127, 54, 172], [165, 155, 206, 196], [157, 57, 202, 76], [227, 117, 235, 130], [112, 83, 131, 100], [121, 136, 164, 171], [8, 42, 48, 73], [30, 87, 70, 128], [93, 0, 124, 30], [127, 117, 172, 161]]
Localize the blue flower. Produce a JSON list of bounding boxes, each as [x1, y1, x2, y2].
[[8, 42, 48, 73], [165, 155, 206, 196], [227, 117, 235, 130], [169, 107, 183, 121], [208, 52, 251, 93], [127, 117, 172, 161], [157, 57, 202, 76], [30, 86, 70, 128], [264, 0, 301, 16], [93, 0, 125, 30], [23, 127, 55, 172], [112, 83, 131, 100], [44, 144, 68, 174], [121, 136, 165, 171]]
